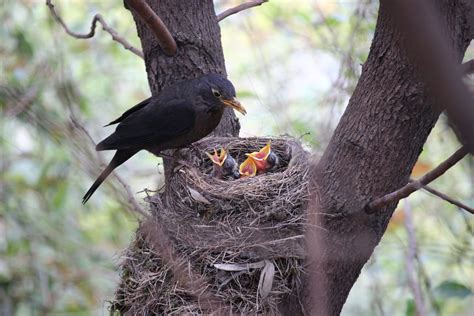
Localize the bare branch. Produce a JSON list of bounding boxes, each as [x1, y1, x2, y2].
[[124, 0, 177, 56], [462, 59, 474, 76], [367, 146, 469, 212], [217, 0, 268, 22], [415, 180, 474, 214], [45, 0, 144, 59]]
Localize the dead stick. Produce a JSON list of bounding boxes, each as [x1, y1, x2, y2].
[[45, 0, 143, 59], [124, 0, 177, 56], [217, 0, 268, 22], [367, 146, 469, 212]]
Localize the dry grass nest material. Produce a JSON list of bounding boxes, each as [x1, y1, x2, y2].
[[112, 136, 312, 315]]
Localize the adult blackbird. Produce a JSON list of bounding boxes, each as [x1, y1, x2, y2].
[[82, 74, 246, 204]]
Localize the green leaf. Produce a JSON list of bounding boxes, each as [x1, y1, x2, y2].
[[434, 281, 472, 299], [405, 299, 415, 316], [13, 29, 34, 58]]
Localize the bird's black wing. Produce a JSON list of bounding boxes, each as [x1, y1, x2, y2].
[[104, 97, 152, 126], [96, 99, 195, 151]]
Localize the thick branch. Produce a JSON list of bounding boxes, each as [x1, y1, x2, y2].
[[368, 146, 469, 212], [124, 0, 177, 56], [45, 0, 144, 59], [217, 0, 268, 22], [418, 181, 474, 214]]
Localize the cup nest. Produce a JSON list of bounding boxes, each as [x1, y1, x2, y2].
[[111, 136, 312, 315]]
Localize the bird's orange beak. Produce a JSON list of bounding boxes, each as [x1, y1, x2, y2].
[[222, 97, 247, 115], [239, 156, 257, 177], [206, 148, 228, 166]]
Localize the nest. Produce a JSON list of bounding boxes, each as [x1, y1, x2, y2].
[[111, 136, 312, 315]]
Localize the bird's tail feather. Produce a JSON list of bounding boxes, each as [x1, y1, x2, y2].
[[82, 149, 138, 204]]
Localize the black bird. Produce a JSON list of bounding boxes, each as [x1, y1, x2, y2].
[[82, 74, 246, 204]]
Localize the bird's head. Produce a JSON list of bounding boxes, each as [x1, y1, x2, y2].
[[200, 74, 247, 115]]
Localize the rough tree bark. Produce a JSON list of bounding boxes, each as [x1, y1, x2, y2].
[[126, 0, 241, 178], [301, 1, 472, 315]]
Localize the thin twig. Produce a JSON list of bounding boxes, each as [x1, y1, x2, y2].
[[462, 59, 474, 76], [124, 0, 177, 56], [413, 180, 474, 214], [217, 0, 268, 22], [5, 87, 38, 117], [367, 146, 469, 212], [45, 0, 144, 59], [403, 199, 426, 316]]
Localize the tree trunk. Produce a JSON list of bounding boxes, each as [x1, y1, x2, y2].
[[125, 0, 472, 315], [126, 0, 240, 178], [300, 1, 472, 315]]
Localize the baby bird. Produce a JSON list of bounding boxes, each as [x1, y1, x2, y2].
[[206, 147, 240, 179]]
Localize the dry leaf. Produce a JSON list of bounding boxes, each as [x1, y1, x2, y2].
[[258, 260, 275, 299], [214, 261, 266, 272], [188, 187, 210, 204]]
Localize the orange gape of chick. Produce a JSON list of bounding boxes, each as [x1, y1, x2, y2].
[[239, 142, 279, 177]]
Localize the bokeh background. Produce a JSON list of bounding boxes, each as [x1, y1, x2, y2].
[[1, 1, 473, 315]]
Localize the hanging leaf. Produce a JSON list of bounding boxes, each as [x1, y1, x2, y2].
[[434, 281, 472, 299]]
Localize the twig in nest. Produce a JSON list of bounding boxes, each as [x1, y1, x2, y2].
[[124, 0, 177, 56], [45, 0, 144, 59], [141, 219, 230, 313], [367, 146, 469, 212], [217, 0, 268, 22]]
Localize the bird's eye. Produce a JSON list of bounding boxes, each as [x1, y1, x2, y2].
[[212, 89, 222, 98]]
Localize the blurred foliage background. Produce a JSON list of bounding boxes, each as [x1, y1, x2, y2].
[[0, 0, 472, 315]]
